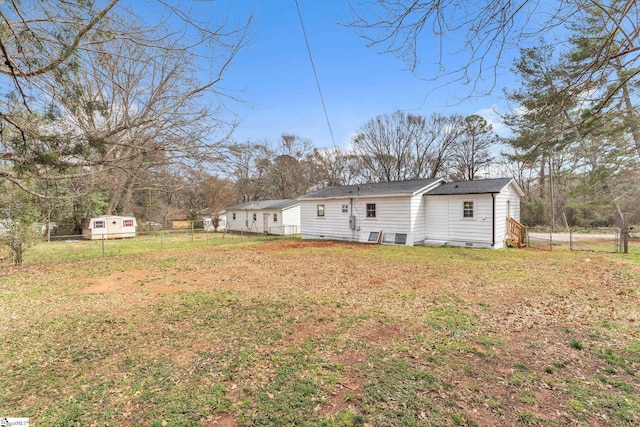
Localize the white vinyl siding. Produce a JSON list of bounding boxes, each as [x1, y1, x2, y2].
[[425, 195, 493, 247], [300, 196, 416, 243], [494, 183, 522, 248], [281, 206, 301, 235], [425, 198, 449, 242], [411, 193, 427, 241], [225, 205, 300, 235]]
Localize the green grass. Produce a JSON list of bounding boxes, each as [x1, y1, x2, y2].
[[1, 238, 639, 425], [27, 231, 284, 263]]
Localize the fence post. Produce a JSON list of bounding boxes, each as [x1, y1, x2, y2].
[[569, 229, 573, 251], [161, 232, 164, 250], [622, 228, 629, 254], [101, 233, 105, 257], [191, 221, 194, 244]]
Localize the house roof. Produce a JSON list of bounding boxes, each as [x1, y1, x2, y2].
[[227, 199, 300, 211], [426, 177, 523, 196], [298, 178, 444, 200]]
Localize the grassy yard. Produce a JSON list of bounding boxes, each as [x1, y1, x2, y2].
[[1, 236, 639, 426]]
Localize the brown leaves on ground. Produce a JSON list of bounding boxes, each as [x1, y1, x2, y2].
[[2, 240, 639, 425]]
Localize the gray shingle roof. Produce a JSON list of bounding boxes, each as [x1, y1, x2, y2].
[[426, 178, 515, 195], [298, 178, 443, 200], [227, 199, 299, 211]]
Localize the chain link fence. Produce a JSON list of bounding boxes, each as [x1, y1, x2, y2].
[[28, 222, 285, 262], [526, 227, 639, 254]]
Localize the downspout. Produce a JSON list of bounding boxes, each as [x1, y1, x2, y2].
[[491, 193, 496, 248], [350, 197, 355, 242]]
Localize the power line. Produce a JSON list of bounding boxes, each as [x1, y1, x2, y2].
[[294, 0, 337, 148]]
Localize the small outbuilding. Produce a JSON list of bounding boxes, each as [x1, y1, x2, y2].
[[81, 215, 137, 240], [226, 199, 300, 235]]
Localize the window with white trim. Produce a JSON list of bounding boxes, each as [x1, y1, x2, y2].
[[123, 219, 134, 227], [463, 201, 475, 218], [366, 203, 376, 218], [232, 212, 236, 220], [94, 220, 105, 228], [341, 204, 349, 213], [252, 213, 257, 221], [273, 213, 278, 222], [317, 204, 325, 217]]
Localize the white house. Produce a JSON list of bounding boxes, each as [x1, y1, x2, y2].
[[298, 178, 444, 246], [298, 177, 524, 249], [81, 215, 137, 240], [225, 199, 300, 235], [203, 210, 227, 232], [424, 178, 525, 249]]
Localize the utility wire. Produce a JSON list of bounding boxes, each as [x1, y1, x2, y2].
[[294, 0, 337, 148]]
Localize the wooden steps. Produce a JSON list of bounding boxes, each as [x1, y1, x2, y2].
[[506, 217, 526, 248]]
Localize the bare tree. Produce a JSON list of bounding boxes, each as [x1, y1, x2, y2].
[[265, 134, 314, 199], [308, 148, 358, 187], [225, 142, 272, 202], [0, 1, 251, 201], [346, 0, 640, 103], [199, 175, 238, 229], [351, 110, 462, 182], [54, 25, 239, 214], [451, 115, 497, 180]]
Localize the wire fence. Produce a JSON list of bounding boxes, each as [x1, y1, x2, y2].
[[20, 226, 289, 263], [568, 229, 619, 253], [525, 227, 639, 254], [525, 229, 553, 251]]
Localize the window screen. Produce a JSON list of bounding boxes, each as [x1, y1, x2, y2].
[[366, 203, 376, 218], [463, 201, 474, 218], [394, 233, 407, 245]]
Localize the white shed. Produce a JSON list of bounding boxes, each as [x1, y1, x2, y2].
[[81, 215, 137, 240], [225, 199, 300, 235], [298, 178, 444, 246], [424, 178, 525, 249]]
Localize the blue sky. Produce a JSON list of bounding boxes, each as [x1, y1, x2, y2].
[[218, 1, 516, 150], [133, 0, 516, 149]]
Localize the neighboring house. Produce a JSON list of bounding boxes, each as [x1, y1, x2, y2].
[[166, 210, 191, 229], [298, 178, 444, 246], [167, 209, 223, 230], [203, 210, 227, 231], [81, 215, 137, 240], [298, 177, 524, 249], [424, 177, 524, 249], [226, 199, 300, 235]]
